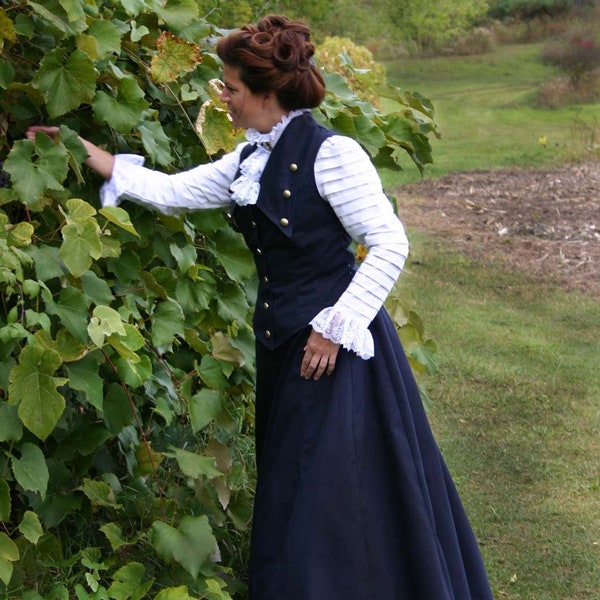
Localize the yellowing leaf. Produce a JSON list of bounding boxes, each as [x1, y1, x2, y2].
[[150, 31, 201, 84], [99, 205, 140, 237], [211, 331, 245, 367], [88, 305, 126, 348]]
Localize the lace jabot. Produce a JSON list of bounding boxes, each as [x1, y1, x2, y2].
[[229, 109, 306, 206]]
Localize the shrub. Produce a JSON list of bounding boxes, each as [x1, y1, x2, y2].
[[315, 37, 387, 105], [542, 32, 600, 83], [488, 0, 591, 20], [452, 27, 498, 55]]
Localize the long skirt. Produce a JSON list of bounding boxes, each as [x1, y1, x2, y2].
[[249, 308, 494, 600]]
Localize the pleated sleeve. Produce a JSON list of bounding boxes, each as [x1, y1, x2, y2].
[[311, 135, 409, 359], [100, 145, 248, 214]]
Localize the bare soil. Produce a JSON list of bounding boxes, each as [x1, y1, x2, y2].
[[396, 161, 600, 295]]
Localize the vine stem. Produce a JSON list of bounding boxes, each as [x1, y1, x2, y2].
[[100, 347, 167, 521]]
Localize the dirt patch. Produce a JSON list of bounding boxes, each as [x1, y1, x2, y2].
[[396, 161, 600, 295]]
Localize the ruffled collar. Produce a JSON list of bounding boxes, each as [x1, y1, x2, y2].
[[229, 109, 306, 206]]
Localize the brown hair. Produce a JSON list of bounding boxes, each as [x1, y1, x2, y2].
[[216, 14, 326, 110]]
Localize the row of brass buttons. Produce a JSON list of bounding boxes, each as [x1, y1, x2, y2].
[[258, 162, 297, 342]]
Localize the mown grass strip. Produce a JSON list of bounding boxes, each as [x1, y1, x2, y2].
[[400, 232, 600, 599]]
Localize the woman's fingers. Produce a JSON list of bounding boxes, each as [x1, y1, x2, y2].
[[301, 330, 340, 380], [26, 125, 60, 141]]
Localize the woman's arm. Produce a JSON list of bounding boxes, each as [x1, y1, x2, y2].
[[26, 125, 244, 213], [311, 135, 410, 360], [26, 126, 115, 180]]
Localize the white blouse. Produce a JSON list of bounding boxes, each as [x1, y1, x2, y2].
[[100, 114, 409, 359]]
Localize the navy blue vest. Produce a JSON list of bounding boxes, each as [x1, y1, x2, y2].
[[230, 113, 357, 349]]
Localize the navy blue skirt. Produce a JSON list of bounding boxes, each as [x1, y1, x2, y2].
[[249, 309, 493, 600]]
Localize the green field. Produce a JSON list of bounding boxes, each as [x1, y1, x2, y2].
[[381, 43, 599, 183], [401, 235, 600, 599], [381, 43, 600, 599]]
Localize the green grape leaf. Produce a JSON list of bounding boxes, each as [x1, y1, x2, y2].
[[0, 478, 11, 521], [189, 388, 222, 433], [0, 532, 19, 585], [88, 305, 126, 348], [353, 114, 386, 157], [0, 402, 23, 442], [19, 510, 44, 545], [9, 346, 66, 441], [4, 135, 68, 204], [149, 516, 216, 579], [154, 0, 199, 31], [6, 222, 34, 248], [167, 447, 221, 480], [151, 299, 185, 347], [197, 355, 229, 391], [28, 0, 87, 35], [0, 57, 15, 89], [88, 19, 124, 57], [67, 354, 104, 410], [62, 197, 97, 223], [11, 442, 50, 499], [208, 227, 255, 281], [99, 205, 140, 237], [100, 522, 128, 551], [60, 220, 103, 277], [44, 286, 90, 344], [79, 478, 121, 508], [119, 0, 152, 18], [107, 562, 153, 600], [93, 77, 150, 134], [81, 270, 114, 306], [32, 48, 96, 118], [115, 353, 152, 388], [154, 587, 194, 600], [138, 119, 173, 166]]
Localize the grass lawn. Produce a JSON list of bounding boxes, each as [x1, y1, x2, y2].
[[381, 43, 600, 184], [401, 233, 600, 599], [380, 41, 600, 599]]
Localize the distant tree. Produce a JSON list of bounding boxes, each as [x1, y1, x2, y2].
[[390, 0, 490, 52]]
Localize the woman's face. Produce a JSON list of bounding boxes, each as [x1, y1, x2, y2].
[[220, 64, 265, 130]]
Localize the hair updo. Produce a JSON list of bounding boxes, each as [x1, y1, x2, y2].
[[216, 14, 326, 110]]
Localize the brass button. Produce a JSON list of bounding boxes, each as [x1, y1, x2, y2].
[[280, 218, 289, 227], [226, 212, 232, 219], [282, 189, 291, 199], [265, 330, 271, 339], [263, 276, 269, 283], [289, 163, 298, 172], [263, 302, 269, 310], [251, 221, 257, 228], [256, 248, 262, 255]]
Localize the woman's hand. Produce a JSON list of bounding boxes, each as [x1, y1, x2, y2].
[[25, 125, 115, 180], [26, 125, 60, 141], [301, 329, 340, 381]]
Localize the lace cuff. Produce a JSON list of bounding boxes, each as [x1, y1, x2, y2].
[[100, 154, 145, 208], [310, 306, 374, 360]]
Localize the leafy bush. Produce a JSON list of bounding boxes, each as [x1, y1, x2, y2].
[[0, 2, 440, 598], [316, 37, 387, 106], [537, 20, 600, 106], [542, 32, 600, 82], [488, 0, 591, 20]]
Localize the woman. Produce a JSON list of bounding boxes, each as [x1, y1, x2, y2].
[[28, 15, 493, 600]]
